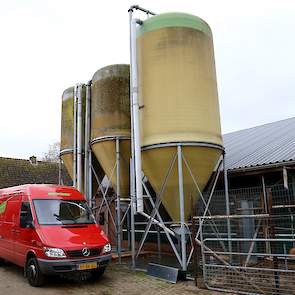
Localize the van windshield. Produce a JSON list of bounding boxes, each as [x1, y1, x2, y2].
[[33, 200, 95, 225]]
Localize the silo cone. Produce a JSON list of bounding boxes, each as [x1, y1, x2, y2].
[[90, 65, 130, 197], [137, 13, 224, 221]]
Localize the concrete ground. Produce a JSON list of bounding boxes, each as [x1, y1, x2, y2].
[[0, 262, 226, 295]]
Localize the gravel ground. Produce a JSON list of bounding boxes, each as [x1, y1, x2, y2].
[[0, 262, 225, 295]]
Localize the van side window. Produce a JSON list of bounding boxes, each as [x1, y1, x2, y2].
[[20, 202, 33, 228]]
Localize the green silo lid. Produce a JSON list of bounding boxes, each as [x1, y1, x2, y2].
[[137, 12, 212, 38]]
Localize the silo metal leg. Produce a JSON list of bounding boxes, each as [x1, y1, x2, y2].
[[88, 151, 92, 207], [116, 138, 122, 264], [223, 153, 232, 259], [177, 145, 187, 271], [130, 158, 136, 269]]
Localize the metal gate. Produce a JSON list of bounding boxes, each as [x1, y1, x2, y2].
[[195, 214, 295, 294]]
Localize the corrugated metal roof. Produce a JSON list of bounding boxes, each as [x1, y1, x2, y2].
[[223, 117, 295, 171]]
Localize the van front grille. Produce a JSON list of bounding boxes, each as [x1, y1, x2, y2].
[[53, 265, 73, 271], [67, 248, 101, 258]]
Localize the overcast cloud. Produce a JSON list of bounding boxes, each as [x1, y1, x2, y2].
[[0, 0, 294, 159]]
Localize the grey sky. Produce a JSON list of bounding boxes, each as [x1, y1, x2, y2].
[[0, 0, 294, 159]]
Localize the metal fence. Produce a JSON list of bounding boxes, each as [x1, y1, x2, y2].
[[197, 183, 295, 217], [193, 184, 295, 294]]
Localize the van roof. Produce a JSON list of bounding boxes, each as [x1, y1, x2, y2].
[[0, 184, 84, 200]]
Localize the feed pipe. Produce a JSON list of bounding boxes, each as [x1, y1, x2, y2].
[[129, 5, 156, 214], [129, 13, 143, 213], [73, 85, 78, 188], [128, 5, 156, 16], [77, 84, 83, 192], [84, 81, 91, 204]]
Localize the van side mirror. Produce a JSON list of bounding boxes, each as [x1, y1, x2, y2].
[[20, 216, 34, 229], [20, 202, 34, 229]]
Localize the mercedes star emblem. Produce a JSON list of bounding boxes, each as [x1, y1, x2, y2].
[[82, 247, 90, 257]]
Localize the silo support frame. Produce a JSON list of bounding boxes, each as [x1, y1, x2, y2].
[[177, 145, 187, 271], [134, 150, 183, 266], [116, 138, 122, 263], [91, 159, 117, 228], [186, 153, 226, 266], [89, 137, 132, 264], [132, 145, 225, 272]]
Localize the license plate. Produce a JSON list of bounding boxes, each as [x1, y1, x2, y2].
[[78, 262, 98, 270]]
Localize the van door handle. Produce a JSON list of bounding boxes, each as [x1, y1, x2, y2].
[[15, 230, 20, 234], [11, 229, 16, 233]]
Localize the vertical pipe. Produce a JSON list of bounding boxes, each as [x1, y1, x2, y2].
[[223, 154, 232, 258], [58, 157, 62, 185], [130, 158, 136, 269], [262, 175, 268, 213], [268, 189, 280, 294], [262, 175, 271, 253], [116, 138, 122, 264], [157, 225, 161, 260], [73, 85, 78, 188], [89, 150, 93, 208], [129, 8, 136, 269], [192, 216, 199, 286], [292, 215, 295, 248], [127, 205, 131, 250], [130, 17, 143, 212], [199, 217, 206, 283], [84, 82, 91, 204], [77, 84, 83, 192], [177, 145, 187, 271]]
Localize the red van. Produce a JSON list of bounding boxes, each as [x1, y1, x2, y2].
[[0, 184, 112, 287]]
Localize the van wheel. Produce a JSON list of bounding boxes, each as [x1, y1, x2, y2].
[[25, 257, 45, 287], [91, 267, 106, 280], [0, 258, 4, 265]]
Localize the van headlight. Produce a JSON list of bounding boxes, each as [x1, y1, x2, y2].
[[44, 247, 66, 258], [102, 243, 111, 254]]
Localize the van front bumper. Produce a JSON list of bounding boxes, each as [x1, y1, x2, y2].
[[37, 254, 112, 275]]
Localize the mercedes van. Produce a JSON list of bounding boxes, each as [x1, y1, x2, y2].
[[0, 184, 112, 287]]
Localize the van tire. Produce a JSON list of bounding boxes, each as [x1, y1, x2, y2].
[[25, 257, 45, 287], [91, 267, 106, 280], [0, 258, 5, 265]]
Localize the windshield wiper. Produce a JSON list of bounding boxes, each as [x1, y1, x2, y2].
[[54, 213, 77, 224]]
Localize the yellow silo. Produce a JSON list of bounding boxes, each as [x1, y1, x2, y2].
[[60, 86, 75, 179], [90, 64, 130, 196], [137, 13, 223, 221]]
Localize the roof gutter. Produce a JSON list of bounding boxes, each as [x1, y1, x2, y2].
[[227, 160, 295, 174]]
